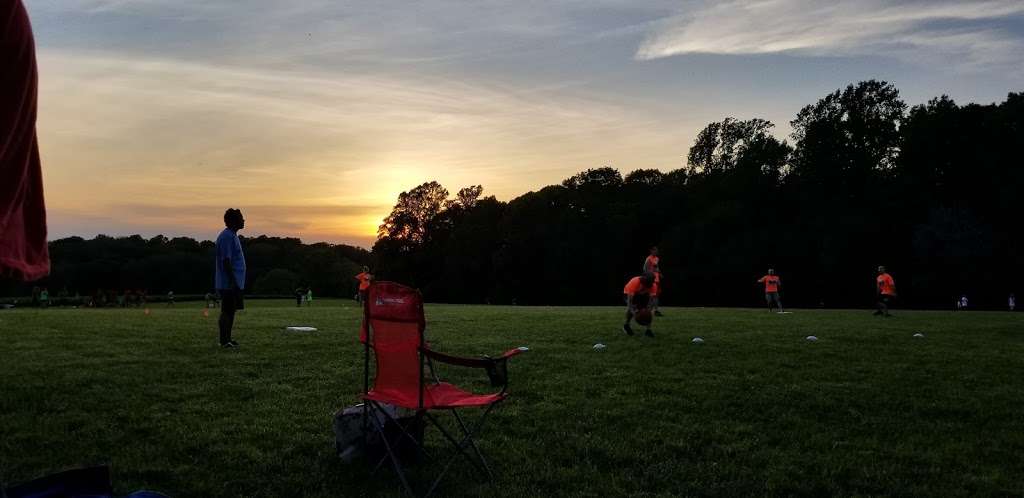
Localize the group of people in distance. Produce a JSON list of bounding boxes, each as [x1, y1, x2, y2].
[[294, 287, 314, 307], [622, 252, 905, 336]]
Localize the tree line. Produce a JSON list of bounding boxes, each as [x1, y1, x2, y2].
[[3, 80, 1021, 309], [372, 81, 1023, 309], [0, 234, 371, 301]]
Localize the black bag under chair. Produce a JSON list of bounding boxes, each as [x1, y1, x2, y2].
[[334, 403, 425, 465]]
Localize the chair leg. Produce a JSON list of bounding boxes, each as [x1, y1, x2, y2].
[[367, 406, 416, 498], [370, 402, 433, 463], [423, 403, 500, 497], [452, 407, 495, 481], [423, 411, 489, 477]]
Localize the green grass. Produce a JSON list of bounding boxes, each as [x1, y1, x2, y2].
[[2, 301, 1023, 497]]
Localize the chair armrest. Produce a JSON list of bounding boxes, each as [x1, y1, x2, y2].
[[421, 346, 528, 387], [421, 347, 493, 368]]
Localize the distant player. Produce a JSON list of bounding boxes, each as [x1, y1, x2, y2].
[[355, 266, 373, 303], [1010, 294, 1016, 312], [306, 288, 313, 306], [960, 295, 968, 311], [643, 246, 663, 317], [622, 272, 656, 338], [166, 290, 175, 306], [757, 269, 783, 313], [874, 266, 896, 317]]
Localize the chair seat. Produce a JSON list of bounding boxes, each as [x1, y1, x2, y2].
[[365, 382, 506, 409]]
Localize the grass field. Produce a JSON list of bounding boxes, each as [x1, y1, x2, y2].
[[2, 301, 1023, 497]]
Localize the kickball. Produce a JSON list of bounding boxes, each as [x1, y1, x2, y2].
[[635, 308, 653, 326]]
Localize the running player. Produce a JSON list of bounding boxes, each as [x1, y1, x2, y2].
[[757, 268, 783, 313], [623, 272, 656, 338], [874, 266, 896, 317], [643, 246, 664, 316]]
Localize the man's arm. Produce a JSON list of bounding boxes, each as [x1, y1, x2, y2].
[[222, 257, 238, 289]]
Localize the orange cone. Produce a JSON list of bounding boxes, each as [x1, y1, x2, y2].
[[203, 309, 209, 317], [144, 308, 151, 315]]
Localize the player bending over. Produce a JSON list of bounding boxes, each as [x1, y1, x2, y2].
[[623, 272, 656, 338], [757, 268, 783, 313], [874, 266, 896, 317]]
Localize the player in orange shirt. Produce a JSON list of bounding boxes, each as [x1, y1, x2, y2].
[[643, 246, 664, 317], [623, 272, 656, 337], [874, 265, 896, 317], [354, 266, 373, 304], [756, 268, 783, 313]]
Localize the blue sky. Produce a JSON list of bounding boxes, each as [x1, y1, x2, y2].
[[26, 0, 1024, 246]]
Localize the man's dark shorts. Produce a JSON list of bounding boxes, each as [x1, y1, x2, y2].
[[879, 293, 895, 305], [766, 291, 781, 304], [220, 289, 245, 312]]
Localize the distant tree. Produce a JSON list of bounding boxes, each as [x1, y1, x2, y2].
[[561, 167, 623, 189], [624, 169, 664, 186], [377, 181, 449, 244], [687, 118, 787, 176], [254, 268, 299, 295], [790, 80, 906, 184], [448, 185, 484, 210]]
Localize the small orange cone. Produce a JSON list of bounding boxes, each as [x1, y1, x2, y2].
[[203, 309, 209, 317], [144, 308, 151, 315]]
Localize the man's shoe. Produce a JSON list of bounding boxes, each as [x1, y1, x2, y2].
[[654, 310, 664, 317], [622, 324, 634, 336], [228, 340, 239, 346], [872, 310, 883, 316], [644, 329, 654, 338], [221, 342, 237, 348]]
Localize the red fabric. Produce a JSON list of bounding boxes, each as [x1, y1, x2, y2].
[[362, 281, 509, 410], [367, 382, 506, 409], [0, 0, 49, 281]]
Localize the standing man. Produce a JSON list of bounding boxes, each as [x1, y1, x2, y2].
[[1010, 293, 1016, 312], [355, 266, 372, 304], [874, 266, 896, 317], [757, 269, 783, 313], [305, 288, 313, 306], [215, 208, 246, 348], [0, 0, 49, 281], [643, 246, 663, 316], [622, 272, 656, 338]]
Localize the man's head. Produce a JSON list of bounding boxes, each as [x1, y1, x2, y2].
[[224, 208, 244, 231], [650, 246, 659, 256], [362, 265, 369, 273], [878, 265, 886, 274], [768, 268, 775, 275], [640, 272, 655, 287]]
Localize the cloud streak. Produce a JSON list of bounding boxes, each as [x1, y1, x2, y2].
[[636, 0, 1024, 69]]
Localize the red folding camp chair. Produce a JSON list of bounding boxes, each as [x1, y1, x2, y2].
[[360, 281, 526, 497]]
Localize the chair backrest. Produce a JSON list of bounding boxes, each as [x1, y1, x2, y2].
[[363, 282, 426, 406]]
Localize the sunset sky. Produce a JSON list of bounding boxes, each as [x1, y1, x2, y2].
[[28, 0, 1024, 247]]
